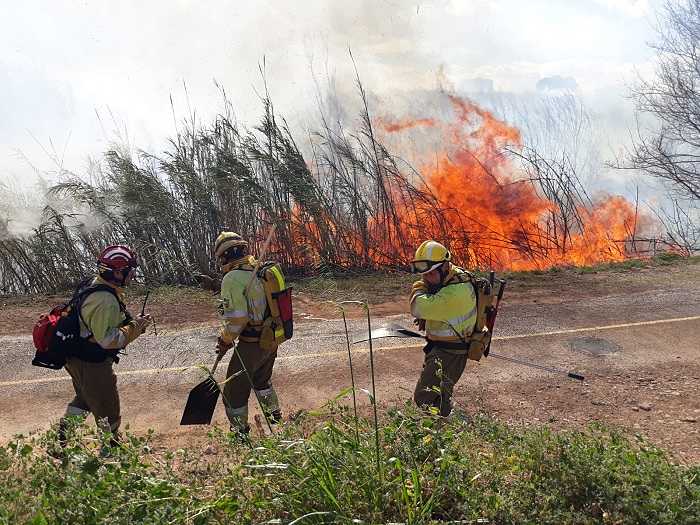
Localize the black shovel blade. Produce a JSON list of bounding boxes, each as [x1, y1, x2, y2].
[[352, 323, 425, 344], [180, 377, 220, 425]]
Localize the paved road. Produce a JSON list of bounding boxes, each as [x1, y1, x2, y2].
[[2, 285, 699, 384], [2, 284, 699, 455]]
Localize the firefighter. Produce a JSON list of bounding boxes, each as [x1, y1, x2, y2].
[[58, 245, 152, 448], [409, 240, 477, 416], [214, 231, 282, 435]]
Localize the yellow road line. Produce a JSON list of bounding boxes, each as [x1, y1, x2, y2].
[[3, 314, 698, 388], [495, 314, 700, 340]]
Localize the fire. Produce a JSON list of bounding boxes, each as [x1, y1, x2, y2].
[[375, 117, 437, 133], [378, 95, 638, 270]]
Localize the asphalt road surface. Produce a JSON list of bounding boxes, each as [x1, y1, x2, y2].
[[2, 283, 699, 461]]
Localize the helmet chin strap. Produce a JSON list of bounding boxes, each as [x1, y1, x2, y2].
[[425, 261, 449, 293], [437, 261, 449, 284], [102, 268, 131, 287]]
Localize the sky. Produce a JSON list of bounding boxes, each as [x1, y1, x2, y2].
[[0, 0, 662, 191]]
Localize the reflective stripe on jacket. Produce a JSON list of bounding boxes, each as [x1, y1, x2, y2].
[[218, 256, 267, 344], [410, 265, 477, 344]]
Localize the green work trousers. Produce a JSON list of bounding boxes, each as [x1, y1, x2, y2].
[[413, 345, 468, 417], [222, 340, 277, 411], [64, 357, 121, 431]]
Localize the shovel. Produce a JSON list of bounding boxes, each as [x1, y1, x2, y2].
[[180, 354, 224, 425]]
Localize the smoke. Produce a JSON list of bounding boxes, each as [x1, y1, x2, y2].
[[0, 0, 661, 234], [0, 179, 45, 239], [0, 170, 113, 241]]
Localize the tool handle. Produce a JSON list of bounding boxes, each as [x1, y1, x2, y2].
[[211, 354, 223, 375], [140, 290, 150, 317], [244, 224, 277, 294], [568, 372, 585, 381]]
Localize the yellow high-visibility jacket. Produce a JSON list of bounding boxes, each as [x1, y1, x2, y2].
[[218, 256, 267, 344], [79, 277, 130, 349], [410, 265, 477, 348]]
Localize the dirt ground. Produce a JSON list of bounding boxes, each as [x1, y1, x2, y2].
[[2, 257, 699, 463], [2, 257, 696, 333]]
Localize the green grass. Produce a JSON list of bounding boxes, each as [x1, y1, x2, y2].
[[1, 403, 698, 524]]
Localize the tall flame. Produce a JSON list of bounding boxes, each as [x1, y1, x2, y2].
[[379, 94, 637, 270]]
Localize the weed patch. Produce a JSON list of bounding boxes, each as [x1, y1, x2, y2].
[[1, 404, 698, 524]]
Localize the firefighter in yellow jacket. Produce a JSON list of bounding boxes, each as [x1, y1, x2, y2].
[[410, 240, 477, 416], [58, 245, 152, 448], [214, 232, 282, 435]]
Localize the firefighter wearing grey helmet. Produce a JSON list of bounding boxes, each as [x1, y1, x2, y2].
[[56, 245, 152, 453], [409, 240, 477, 416], [214, 231, 283, 436]]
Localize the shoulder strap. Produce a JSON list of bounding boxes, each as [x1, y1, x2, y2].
[[444, 267, 474, 287], [256, 261, 275, 278], [75, 284, 129, 336]]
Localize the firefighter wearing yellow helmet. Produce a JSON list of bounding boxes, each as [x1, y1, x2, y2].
[[214, 232, 282, 436], [409, 240, 477, 416]]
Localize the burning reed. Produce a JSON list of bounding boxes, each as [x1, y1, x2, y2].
[[0, 88, 664, 295]]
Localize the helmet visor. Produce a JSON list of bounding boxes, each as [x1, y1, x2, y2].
[[410, 259, 445, 274]]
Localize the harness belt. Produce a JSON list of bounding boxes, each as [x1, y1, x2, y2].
[[426, 339, 470, 351], [240, 325, 263, 342]]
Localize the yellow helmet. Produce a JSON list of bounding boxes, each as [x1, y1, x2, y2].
[[410, 240, 451, 274], [214, 231, 248, 259]]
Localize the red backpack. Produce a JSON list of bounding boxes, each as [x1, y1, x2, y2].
[[31, 284, 119, 369]]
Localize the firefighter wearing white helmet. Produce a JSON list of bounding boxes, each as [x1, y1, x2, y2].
[[57, 245, 152, 451], [214, 232, 282, 436], [409, 240, 477, 416]]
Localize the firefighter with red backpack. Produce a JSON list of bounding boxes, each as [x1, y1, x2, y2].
[[51, 245, 152, 449], [213, 231, 293, 436]]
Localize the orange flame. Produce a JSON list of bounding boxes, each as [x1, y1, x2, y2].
[[375, 117, 437, 133], [378, 95, 639, 270]]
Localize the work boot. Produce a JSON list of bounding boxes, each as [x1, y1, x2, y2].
[[255, 386, 281, 423], [98, 431, 122, 458], [51, 406, 89, 457], [225, 404, 250, 438], [229, 424, 251, 435], [269, 409, 283, 424], [47, 421, 69, 460], [57, 419, 69, 449], [228, 424, 251, 445]]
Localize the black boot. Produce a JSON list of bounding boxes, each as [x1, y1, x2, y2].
[[229, 424, 251, 445], [47, 420, 70, 459], [229, 424, 251, 434], [269, 409, 283, 424], [57, 419, 69, 448]]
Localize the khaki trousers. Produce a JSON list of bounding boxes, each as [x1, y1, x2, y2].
[[64, 357, 121, 431], [222, 340, 277, 410], [413, 346, 468, 417]]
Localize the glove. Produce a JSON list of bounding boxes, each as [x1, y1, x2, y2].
[[122, 315, 152, 344], [216, 337, 234, 356], [134, 315, 152, 333], [412, 280, 427, 294], [410, 280, 428, 304]]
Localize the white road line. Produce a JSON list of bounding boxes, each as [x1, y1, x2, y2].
[[2, 314, 699, 388]]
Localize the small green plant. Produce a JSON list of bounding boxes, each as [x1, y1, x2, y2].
[[1, 405, 698, 524]]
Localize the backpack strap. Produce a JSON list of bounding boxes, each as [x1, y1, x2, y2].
[[439, 267, 474, 288], [75, 284, 130, 338]]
